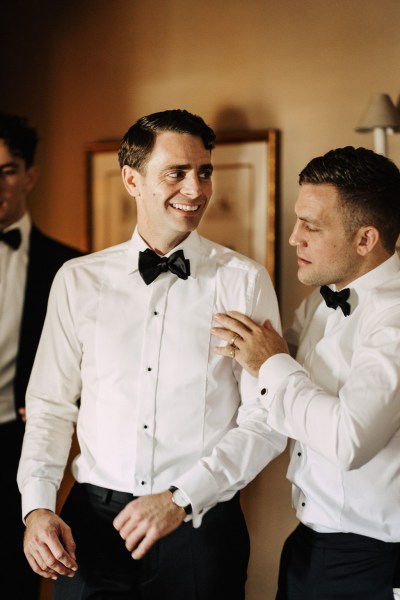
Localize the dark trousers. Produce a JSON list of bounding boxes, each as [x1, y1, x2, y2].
[[0, 420, 41, 599], [394, 556, 400, 588], [276, 523, 400, 600], [53, 482, 250, 600]]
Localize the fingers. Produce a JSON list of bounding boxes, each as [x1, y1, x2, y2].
[[212, 312, 267, 350], [113, 505, 132, 532], [25, 549, 59, 580], [118, 520, 162, 560], [113, 493, 185, 560], [25, 538, 77, 579], [214, 312, 255, 335], [113, 503, 144, 556], [116, 515, 149, 559], [23, 510, 78, 579], [25, 540, 75, 579], [212, 312, 284, 376], [18, 407, 27, 422]]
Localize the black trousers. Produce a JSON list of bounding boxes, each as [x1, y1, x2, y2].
[[0, 420, 41, 599], [53, 482, 250, 600], [276, 523, 400, 600]]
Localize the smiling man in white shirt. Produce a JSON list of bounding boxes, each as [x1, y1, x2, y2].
[[212, 146, 400, 599], [17, 109, 284, 599]]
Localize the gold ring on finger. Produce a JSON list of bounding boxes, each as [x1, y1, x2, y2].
[[230, 347, 236, 359], [230, 334, 239, 347]]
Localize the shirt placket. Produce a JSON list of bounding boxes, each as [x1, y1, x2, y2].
[[134, 276, 170, 495]]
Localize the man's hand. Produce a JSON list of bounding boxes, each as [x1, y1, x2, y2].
[[24, 509, 78, 579], [18, 407, 27, 422], [212, 311, 289, 376], [113, 490, 186, 560]]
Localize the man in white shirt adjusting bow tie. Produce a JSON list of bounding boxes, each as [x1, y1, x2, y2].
[[213, 146, 400, 600]]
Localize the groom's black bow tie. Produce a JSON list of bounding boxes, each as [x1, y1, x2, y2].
[[320, 285, 351, 317], [0, 228, 21, 250], [138, 248, 190, 285]]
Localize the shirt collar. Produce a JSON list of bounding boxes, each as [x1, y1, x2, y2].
[[348, 253, 400, 292], [332, 253, 400, 311]]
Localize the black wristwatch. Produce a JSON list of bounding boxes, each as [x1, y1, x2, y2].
[[168, 486, 192, 515]]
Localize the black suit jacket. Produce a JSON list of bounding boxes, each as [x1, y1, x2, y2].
[[14, 225, 83, 413]]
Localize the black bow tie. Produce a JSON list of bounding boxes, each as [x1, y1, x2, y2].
[[138, 248, 190, 285], [0, 228, 21, 250], [320, 285, 351, 317]]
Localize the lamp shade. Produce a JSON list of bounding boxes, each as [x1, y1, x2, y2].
[[356, 93, 400, 132]]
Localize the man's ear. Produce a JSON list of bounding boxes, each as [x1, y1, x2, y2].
[[25, 165, 39, 193], [121, 165, 140, 198], [356, 225, 380, 256]]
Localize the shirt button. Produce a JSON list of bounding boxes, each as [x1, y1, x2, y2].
[[153, 311, 158, 315], [147, 367, 152, 372], [260, 388, 267, 395], [297, 452, 301, 457], [141, 481, 146, 486], [301, 502, 306, 507], [143, 424, 148, 429]]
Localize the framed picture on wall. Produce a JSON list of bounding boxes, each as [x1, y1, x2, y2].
[[85, 130, 279, 283]]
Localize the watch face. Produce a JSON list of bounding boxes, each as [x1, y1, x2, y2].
[[172, 489, 189, 508]]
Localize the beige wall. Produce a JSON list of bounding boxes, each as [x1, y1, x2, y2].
[[2, 1, 400, 598]]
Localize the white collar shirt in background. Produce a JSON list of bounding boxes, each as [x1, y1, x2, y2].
[[0, 213, 30, 423], [18, 229, 286, 526], [259, 253, 400, 542]]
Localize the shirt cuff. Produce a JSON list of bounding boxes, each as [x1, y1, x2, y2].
[[258, 353, 305, 408], [21, 480, 57, 523], [170, 463, 221, 527]]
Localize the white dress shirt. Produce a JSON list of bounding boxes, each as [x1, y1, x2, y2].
[[18, 229, 286, 526], [0, 214, 30, 423], [259, 253, 400, 542]]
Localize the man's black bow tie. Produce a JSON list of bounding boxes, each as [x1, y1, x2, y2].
[[138, 248, 190, 285], [0, 228, 21, 250], [320, 285, 351, 317]]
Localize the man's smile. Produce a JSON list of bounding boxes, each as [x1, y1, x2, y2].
[[170, 202, 200, 212]]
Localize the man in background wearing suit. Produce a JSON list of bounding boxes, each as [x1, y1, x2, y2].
[[0, 111, 82, 598]]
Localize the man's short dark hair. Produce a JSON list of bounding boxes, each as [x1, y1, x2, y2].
[[118, 109, 216, 173], [0, 112, 38, 168], [299, 146, 400, 253]]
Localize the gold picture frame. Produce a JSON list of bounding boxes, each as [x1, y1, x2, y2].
[[85, 130, 279, 283]]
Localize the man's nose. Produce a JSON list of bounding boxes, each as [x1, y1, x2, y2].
[[181, 173, 202, 197], [289, 222, 301, 246]]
